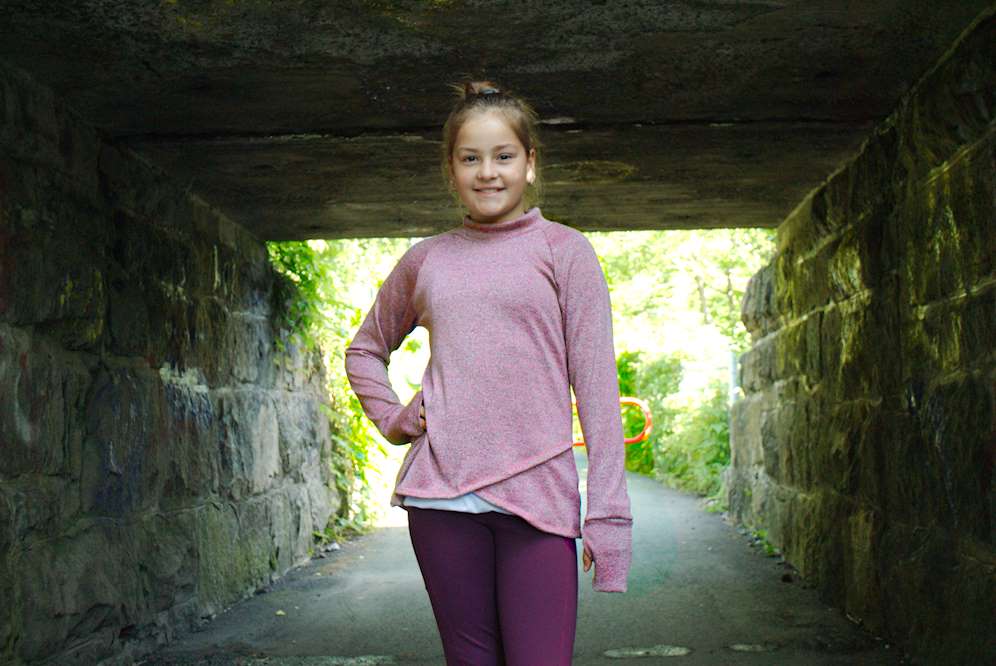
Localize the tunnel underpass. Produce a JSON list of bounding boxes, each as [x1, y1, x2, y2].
[[0, 2, 992, 664]]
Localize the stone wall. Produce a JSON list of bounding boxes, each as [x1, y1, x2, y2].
[[726, 9, 994, 663], [0, 59, 338, 664]]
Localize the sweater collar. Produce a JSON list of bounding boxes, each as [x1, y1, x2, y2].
[[458, 206, 543, 240]]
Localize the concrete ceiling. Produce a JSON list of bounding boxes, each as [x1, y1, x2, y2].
[[1, 1, 989, 239]]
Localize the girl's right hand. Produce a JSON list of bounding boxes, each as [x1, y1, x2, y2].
[[419, 403, 426, 430]]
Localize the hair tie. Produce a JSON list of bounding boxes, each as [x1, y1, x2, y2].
[[479, 87, 500, 95]]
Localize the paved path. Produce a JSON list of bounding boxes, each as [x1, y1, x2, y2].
[[140, 451, 904, 665]]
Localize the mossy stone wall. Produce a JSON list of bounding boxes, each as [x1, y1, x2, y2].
[[726, 10, 996, 664], [726, 10, 994, 663], [0, 59, 338, 664]]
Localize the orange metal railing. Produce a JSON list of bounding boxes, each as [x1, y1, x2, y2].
[[570, 396, 652, 447]]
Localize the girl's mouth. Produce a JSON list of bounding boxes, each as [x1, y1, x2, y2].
[[475, 187, 504, 195]]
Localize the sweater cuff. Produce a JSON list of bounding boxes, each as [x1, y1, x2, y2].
[[582, 517, 633, 593], [387, 389, 425, 445]]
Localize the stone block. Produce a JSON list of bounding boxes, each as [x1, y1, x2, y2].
[[5, 476, 81, 549], [892, 14, 994, 184], [158, 374, 220, 507], [909, 375, 993, 540], [807, 175, 850, 241], [0, 555, 11, 662], [186, 296, 227, 382], [948, 132, 995, 283], [738, 335, 773, 394], [740, 260, 777, 338], [0, 218, 107, 349], [802, 309, 822, 380], [0, 488, 10, 557], [878, 411, 949, 528], [777, 488, 852, 606], [877, 521, 955, 659], [107, 268, 153, 358], [0, 324, 90, 478], [134, 510, 199, 616], [800, 238, 837, 315], [97, 141, 183, 222], [81, 366, 171, 517], [212, 388, 281, 500], [896, 132, 995, 309], [819, 400, 880, 499], [307, 470, 337, 535], [155, 291, 195, 371], [842, 507, 883, 630], [902, 274, 996, 380], [11, 84, 105, 207], [275, 390, 326, 480], [0, 61, 60, 167], [758, 400, 783, 484], [818, 297, 899, 402], [14, 524, 144, 664], [727, 391, 761, 469], [840, 121, 901, 227], [227, 313, 274, 385], [775, 190, 822, 258], [917, 541, 996, 664], [806, 119, 901, 245], [269, 484, 313, 576], [215, 234, 273, 313], [770, 384, 817, 490], [188, 297, 275, 388], [772, 318, 808, 383], [897, 188, 971, 308], [194, 499, 272, 615], [827, 220, 889, 302], [187, 205, 272, 312], [273, 334, 326, 393], [110, 207, 197, 296]]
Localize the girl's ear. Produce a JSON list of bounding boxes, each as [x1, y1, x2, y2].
[[526, 148, 537, 184]]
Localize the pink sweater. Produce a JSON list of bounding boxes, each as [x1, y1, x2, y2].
[[344, 206, 633, 592]]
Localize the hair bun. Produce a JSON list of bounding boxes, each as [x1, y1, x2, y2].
[[464, 80, 502, 98]]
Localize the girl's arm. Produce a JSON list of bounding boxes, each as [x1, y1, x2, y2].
[[559, 231, 634, 593], [344, 244, 427, 446]]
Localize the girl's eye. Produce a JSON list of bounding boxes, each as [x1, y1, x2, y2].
[[498, 153, 514, 160], [462, 155, 477, 163]]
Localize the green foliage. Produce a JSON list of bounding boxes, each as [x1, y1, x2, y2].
[[267, 241, 326, 355], [267, 236, 416, 541], [586, 227, 774, 497], [748, 527, 780, 557], [653, 378, 731, 497], [590, 227, 776, 355]]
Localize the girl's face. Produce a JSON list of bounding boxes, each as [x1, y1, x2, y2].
[[449, 111, 536, 225]]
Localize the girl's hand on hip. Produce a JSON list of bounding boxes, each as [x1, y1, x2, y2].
[[582, 541, 593, 572]]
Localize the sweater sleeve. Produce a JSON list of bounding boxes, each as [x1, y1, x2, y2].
[[344, 244, 426, 446], [559, 232, 634, 593]]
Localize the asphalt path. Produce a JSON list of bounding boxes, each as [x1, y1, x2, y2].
[[142, 450, 904, 665]]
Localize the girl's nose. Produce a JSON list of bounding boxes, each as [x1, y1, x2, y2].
[[478, 158, 497, 179]]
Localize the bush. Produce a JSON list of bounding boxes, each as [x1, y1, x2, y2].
[[653, 378, 730, 497]]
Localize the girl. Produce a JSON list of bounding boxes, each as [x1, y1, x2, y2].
[[344, 80, 633, 665]]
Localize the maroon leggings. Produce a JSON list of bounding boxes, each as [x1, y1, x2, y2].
[[405, 506, 579, 665]]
